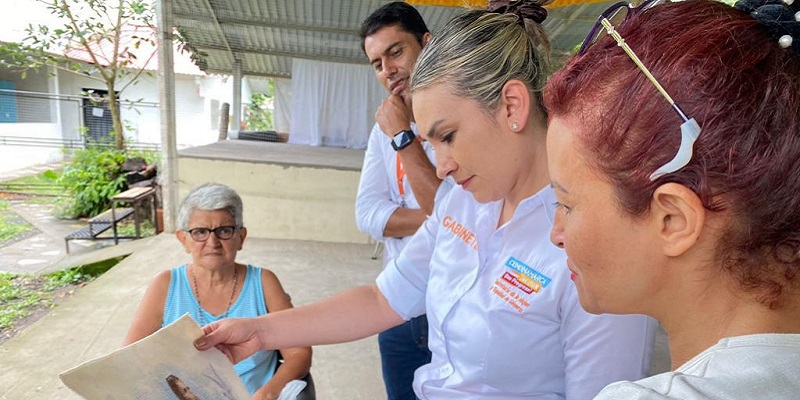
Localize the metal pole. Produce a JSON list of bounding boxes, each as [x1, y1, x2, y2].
[[156, 0, 178, 233]]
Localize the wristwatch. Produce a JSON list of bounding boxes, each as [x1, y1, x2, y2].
[[391, 129, 416, 151]]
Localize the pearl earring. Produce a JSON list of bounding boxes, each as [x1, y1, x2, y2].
[[511, 122, 520, 132]]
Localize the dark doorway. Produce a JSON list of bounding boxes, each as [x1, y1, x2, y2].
[[82, 89, 116, 145]]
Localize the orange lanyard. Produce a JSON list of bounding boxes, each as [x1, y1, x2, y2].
[[396, 153, 406, 197]]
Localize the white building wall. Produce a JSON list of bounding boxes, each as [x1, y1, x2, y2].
[[53, 71, 244, 148]]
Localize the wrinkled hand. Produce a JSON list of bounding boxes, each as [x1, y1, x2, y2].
[[193, 318, 265, 365], [376, 94, 413, 139]]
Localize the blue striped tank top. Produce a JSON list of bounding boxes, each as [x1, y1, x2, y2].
[[163, 264, 278, 395]]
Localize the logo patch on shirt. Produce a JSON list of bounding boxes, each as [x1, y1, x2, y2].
[[505, 257, 551, 293], [489, 257, 552, 313]]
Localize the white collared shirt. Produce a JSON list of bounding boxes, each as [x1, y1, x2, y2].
[[596, 334, 800, 400], [355, 122, 439, 263], [377, 185, 657, 399]]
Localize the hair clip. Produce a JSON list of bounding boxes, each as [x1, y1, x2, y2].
[[488, 0, 548, 25], [649, 118, 701, 181]]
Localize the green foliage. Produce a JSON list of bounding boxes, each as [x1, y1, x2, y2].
[[57, 147, 128, 218], [127, 148, 160, 166], [45, 256, 124, 289], [0, 272, 50, 330], [244, 88, 275, 131], [54, 148, 158, 218], [116, 219, 155, 238], [43, 169, 59, 181]]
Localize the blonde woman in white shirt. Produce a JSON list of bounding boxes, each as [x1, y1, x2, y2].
[[195, 1, 656, 398]]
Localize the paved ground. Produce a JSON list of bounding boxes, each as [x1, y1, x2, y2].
[[0, 164, 387, 399], [0, 235, 386, 400]]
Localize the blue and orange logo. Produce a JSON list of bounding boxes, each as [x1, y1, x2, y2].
[[503, 257, 551, 294]]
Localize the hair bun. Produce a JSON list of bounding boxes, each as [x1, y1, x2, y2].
[[735, 0, 800, 55], [488, 0, 548, 24]]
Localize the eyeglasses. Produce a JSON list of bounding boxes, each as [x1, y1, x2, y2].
[[579, 0, 702, 181], [184, 226, 238, 242]]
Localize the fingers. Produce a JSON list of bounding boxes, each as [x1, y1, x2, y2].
[[376, 95, 412, 137], [194, 322, 239, 364], [193, 321, 225, 350]]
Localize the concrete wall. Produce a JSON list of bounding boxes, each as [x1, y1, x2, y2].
[[178, 157, 369, 244]]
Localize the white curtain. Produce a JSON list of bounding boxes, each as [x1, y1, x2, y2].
[[288, 58, 385, 149]]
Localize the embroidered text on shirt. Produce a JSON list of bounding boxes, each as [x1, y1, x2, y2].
[[442, 215, 479, 250]]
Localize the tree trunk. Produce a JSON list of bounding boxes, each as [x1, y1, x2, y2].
[[107, 83, 125, 150], [218, 102, 230, 140]]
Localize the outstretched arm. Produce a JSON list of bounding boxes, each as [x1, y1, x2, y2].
[[253, 269, 313, 400], [194, 284, 404, 364]]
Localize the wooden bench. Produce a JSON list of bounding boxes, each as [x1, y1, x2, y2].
[[64, 207, 134, 253], [63, 186, 156, 253], [110, 186, 157, 241]]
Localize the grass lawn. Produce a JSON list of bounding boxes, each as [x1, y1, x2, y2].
[[0, 199, 35, 245], [0, 257, 125, 341], [0, 171, 60, 245], [0, 170, 62, 197]]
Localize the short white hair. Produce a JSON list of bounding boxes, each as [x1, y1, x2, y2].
[[177, 183, 243, 230]]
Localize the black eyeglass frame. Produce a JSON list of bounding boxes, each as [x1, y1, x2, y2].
[[578, 0, 702, 181], [183, 226, 240, 242]]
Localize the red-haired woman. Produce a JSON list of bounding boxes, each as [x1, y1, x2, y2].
[[545, 0, 800, 398]]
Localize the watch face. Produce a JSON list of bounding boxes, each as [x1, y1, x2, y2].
[[392, 130, 415, 150]]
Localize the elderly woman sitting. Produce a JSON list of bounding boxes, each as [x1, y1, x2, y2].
[[124, 183, 312, 400]]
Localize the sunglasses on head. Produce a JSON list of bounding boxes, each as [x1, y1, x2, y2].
[[580, 0, 702, 181]]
